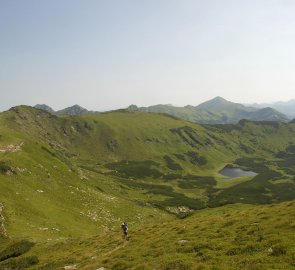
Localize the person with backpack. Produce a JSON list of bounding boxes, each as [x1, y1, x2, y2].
[[121, 221, 128, 240]]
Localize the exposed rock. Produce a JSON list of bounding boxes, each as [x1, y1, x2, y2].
[[166, 206, 193, 218], [178, 240, 189, 245], [268, 247, 273, 254], [0, 142, 24, 154], [34, 104, 55, 113], [177, 206, 193, 219], [64, 265, 77, 270], [0, 161, 16, 175], [0, 203, 7, 237]]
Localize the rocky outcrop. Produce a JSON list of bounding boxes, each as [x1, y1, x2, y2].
[[0, 203, 7, 237], [0, 161, 16, 175], [0, 142, 24, 154]]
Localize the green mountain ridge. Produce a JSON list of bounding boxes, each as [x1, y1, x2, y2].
[[128, 97, 289, 124], [55, 105, 93, 116], [33, 104, 98, 116], [0, 105, 294, 269], [196, 96, 250, 112], [251, 99, 295, 118], [33, 96, 289, 124]]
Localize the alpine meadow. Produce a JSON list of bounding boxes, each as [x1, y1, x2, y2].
[[0, 103, 294, 269], [1, 1, 295, 270]]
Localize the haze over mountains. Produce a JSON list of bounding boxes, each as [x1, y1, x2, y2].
[[250, 99, 295, 118], [129, 97, 289, 124], [35, 97, 293, 124]]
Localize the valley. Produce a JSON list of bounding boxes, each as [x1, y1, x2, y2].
[[0, 106, 294, 269], [2, 1, 295, 269]]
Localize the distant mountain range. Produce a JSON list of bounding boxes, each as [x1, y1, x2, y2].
[[250, 100, 295, 118], [35, 96, 292, 124], [34, 104, 97, 116], [128, 97, 289, 124]]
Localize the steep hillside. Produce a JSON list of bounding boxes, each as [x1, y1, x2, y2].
[[0, 106, 295, 237], [0, 107, 176, 241], [0, 201, 294, 270], [0, 106, 295, 269]]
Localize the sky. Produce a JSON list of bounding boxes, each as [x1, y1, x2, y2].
[[1, 0, 295, 111]]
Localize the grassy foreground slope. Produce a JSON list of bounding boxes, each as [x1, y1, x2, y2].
[[0, 200, 293, 270]]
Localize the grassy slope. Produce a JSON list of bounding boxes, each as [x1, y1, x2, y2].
[[1, 107, 295, 234], [0, 108, 175, 241], [0, 106, 294, 269], [7, 200, 292, 270]]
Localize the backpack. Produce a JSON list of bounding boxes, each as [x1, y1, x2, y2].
[[121, 223, 128, 232]]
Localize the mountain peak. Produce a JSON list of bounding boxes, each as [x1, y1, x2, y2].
[[56, 104, 89, 115], [66, 104, 85, 110], [128, 104, 139, 110], [197, 96, 241, 111], [34, 104, 55, 113], [212, 96, 227, 102]]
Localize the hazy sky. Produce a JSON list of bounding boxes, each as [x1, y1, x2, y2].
[[1, 0, 295, 111]]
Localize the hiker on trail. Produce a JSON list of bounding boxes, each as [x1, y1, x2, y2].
[[121, 221, 128, 240]]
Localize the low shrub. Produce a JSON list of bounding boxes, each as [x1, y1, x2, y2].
[[0, 256, 38, 269], [0, 240, 34, 262], [106, 160, 163, 178], [0, 161, 15, 175], [270, 244, 287, 256], [163, 155, 183, 171]]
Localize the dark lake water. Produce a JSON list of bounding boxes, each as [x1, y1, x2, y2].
[[219, 167, 257, 180]]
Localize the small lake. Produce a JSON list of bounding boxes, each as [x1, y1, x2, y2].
[[219, 167, 257, 180]]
